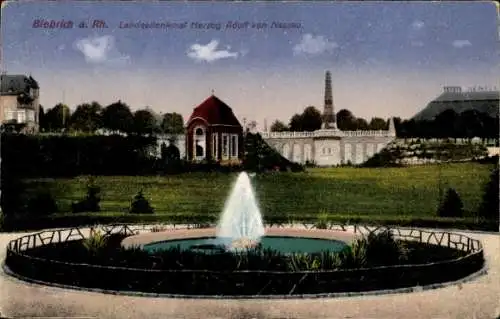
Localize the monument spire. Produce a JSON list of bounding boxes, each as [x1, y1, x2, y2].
[[322, 70, 337, 129]]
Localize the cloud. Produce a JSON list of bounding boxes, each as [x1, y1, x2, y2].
[[187, 40, 240, 63], [410, 40, 424, 47], [293, 34, 338, 56], [73, 35, 130, 65], [411, 20, 425, 30], [452, 40, 472, 48]]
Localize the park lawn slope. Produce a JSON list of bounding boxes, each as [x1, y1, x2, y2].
[[20, 163, 493, 221]]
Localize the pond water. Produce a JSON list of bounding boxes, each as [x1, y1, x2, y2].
[[143, 236, 348, 254]]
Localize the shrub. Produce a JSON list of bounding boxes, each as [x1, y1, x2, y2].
[[477, 168, 499, 222], [129, 190, 154, 214], [72, 177, 101, 213], [83, 230, 108, 256], [343, 238, 368, 268], [26, 191, 58, 216], [365, 230, 403, 266], [343, 230, 406, 267], [437, 188, 464, 218], [314, 210, 330, 229]]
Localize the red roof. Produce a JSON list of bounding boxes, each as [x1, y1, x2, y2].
[[188, 95, 242, 127]]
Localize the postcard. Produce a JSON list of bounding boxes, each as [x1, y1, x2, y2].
[[0, 2, 498, 319]]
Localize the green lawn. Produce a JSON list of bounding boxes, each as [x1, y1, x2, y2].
[[23, 162, 494, 221]]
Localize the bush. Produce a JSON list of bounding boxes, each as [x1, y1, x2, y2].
[[314, 210, 329, 229], [72, 177, 101, 213], [83, 230, 108, 256], [129, 190, 154, 214], [26, 191, 58, 216], [362, 149, 403, 168], [437, 188, 464, 218], [477, 168, 499, 222], [365, 230, 405, 266]]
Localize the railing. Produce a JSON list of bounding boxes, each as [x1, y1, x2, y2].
[[4, 224, 485, 296], [260, 130, 395, 139]]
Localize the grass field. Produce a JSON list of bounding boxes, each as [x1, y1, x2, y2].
[[22, 162, 494, 221]]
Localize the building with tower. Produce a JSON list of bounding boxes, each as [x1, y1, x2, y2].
[[260, 70, 397, 166], [153, 70, 396, 166]]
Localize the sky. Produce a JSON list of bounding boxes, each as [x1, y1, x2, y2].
[[2, 1, 498, 128]]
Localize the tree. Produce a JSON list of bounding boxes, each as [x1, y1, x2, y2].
[[336, 109, 356, 130], [44, 103, 71, 132], [270, 120, 288, 132], [133, 109, 157, 135], [289, 114, 303, 131], [434, 109, 458, 138], [101, 100, 134, 133], [245, 120, 258, 133], [355, 118, 369, 130], [456, 109, 485, 139], [477, 168, 499, 222], [72, 177, 101, 213], [70, 102, 102, 132], [301, 106, 323, 131], [129, 190, 154, 214], [392, 117, 402, 132], [38, 105, 46, 131], [161, 112, 185, 134], [437, 188, 464, 218], [368, 117, 388, 130]]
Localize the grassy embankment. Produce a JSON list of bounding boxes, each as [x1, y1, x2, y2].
[[12, 162, 495, 230]]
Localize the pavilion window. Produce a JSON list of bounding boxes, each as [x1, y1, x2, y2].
[[212, 133, 218, 158], [231, 135, 237, 157], [222, 134, 229, 158]]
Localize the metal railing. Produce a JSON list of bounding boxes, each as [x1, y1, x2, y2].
[[4, 224, 485, 296]]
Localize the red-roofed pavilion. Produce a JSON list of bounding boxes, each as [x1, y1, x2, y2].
[[186, 95, 243, 162]]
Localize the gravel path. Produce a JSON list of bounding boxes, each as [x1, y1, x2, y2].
[[0, 228, 498, 319]]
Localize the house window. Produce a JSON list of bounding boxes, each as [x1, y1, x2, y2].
[[231, 135, 238, 157], [193, 126, 206, 159], [17, 110, 26, 123], [222, 134, 229, 158], [5, 110, 15, 121], [212, 133, 218, 158], [328, 148, 331, 154], [26, 110, 35, 122]]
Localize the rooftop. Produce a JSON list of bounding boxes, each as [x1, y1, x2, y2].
[[188, 95, 242, 127], [0, 74, 39, 95]]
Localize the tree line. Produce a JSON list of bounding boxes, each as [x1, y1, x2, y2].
[[269, 107, 392, 132], [269, 107, 498, 139], [38, 101, 185, 135]]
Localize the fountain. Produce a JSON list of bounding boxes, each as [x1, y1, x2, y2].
[[143, 172, 347, 255], [216, 172, 265, 250]]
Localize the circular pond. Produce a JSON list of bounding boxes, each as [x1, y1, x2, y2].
[[143, 236, 348, 254]]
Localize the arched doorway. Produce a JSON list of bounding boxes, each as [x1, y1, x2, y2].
[[282, 144, 290, 160], [304, 144, 312, 163], [293, 144, 301, 163], [194, 126, 206, 160]]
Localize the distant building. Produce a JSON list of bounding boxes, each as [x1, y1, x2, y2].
[[413, 86, 500, 121], [260, 71, 397, 166], [0, 74, 41, 133], [157, 72, 396, 166]]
